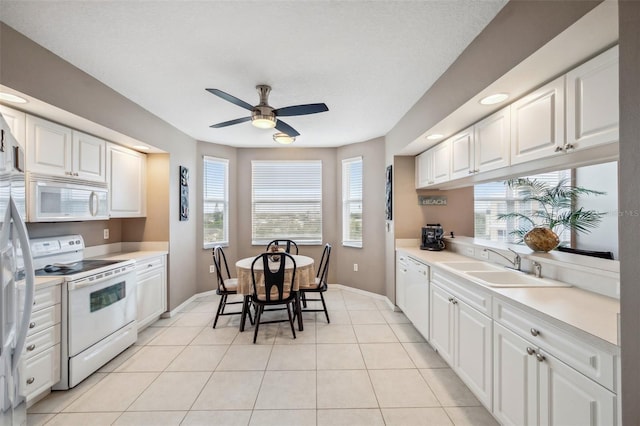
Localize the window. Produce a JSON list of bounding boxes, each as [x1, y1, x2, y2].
[[251, 160, 322, 245], [474, 170, 571, 244], [203, 156, 229, 248], [342, 157, 363, 247]]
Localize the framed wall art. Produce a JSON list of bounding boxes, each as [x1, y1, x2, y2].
[[385, 165, 392, 220], [179, 166, 189, 221]]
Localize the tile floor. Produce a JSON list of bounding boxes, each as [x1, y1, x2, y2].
[[27, 288, 499, 426]]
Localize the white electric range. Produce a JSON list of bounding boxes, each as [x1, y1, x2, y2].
[[31, 235, 137, 389]]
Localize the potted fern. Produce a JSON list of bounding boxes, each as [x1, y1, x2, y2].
[[496, 177, 606, 251]]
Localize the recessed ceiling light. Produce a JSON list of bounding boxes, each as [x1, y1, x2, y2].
[[0, 92, 28, 104], [479, 93, 509, 105], [133, 145, 150, 151], [426, 134, 444, 141]]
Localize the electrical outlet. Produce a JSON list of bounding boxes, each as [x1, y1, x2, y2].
[[480, 249, 489, 259], [209, 265, 215, 273], [465, 247, 474, 256], [103, 229, 109, 239], [353, 263, 358, 272]]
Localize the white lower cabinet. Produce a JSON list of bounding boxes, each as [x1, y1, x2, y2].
[[136, 255, 167, 330], [395, 253, 408, 312], [494, 322, 617, 426], [430, 280, 492, 408], [23, 283, 61, 405]]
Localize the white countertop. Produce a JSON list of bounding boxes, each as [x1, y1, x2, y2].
[[91, 250, 168, 263], [398, 247, 620, 347], [35, 276, 63, 289]]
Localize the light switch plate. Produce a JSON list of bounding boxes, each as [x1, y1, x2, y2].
[[103, 229, 109, 239]]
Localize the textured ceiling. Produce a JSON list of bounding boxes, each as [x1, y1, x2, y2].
[[0, 0, 507, 148]]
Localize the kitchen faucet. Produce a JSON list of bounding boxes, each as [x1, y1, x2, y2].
[[483, 248, 521, 271]]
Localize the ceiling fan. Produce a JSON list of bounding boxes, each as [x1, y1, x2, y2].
[[206, 85, 329, 138]]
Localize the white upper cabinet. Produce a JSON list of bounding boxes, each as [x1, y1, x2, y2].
[[415, 149, 433, 188], [449, 127, 474, 180], [566, 45, 619, 150], [510, 77, 565, 165], [26, 115, 106, 182], [107, 143, 146, 217], [416, 140, 450, 188], [71, 131, 107, 182], [0, 104, 26, 149], [474, 107, 511, 173], [26, 115, 73, 177], [432, 139, 451, 184]]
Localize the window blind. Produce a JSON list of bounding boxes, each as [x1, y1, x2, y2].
[[474, 170, 571, 244], [252, 160, 322, 245], [342, 156, 363, 247], [203, 156, 229, 248]]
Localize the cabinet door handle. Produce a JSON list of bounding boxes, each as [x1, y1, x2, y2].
[[530, 328, 540, 337], [26, 344, 36, 352], [468, 170, 474, 174], [29, 322, 36, 329], [536, 353, 546, 362], [452, 299, 458, 305], [555, 146, 564, 152], [526, 347, 536, 355], [448, 297, 454, 303], [26, 377, 35, 385]]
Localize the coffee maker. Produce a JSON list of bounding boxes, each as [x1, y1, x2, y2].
[[420, 224, 445, 251]]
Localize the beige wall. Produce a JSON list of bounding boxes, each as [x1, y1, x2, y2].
[[618, 0, 640, 421], [27, 219, 122, 246], [336, 138, 386, 295], [1, 23, 198, 310]]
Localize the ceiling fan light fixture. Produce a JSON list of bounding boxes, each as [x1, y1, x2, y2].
[[273, 132, 295, 144], [251, 114, 277, 129]]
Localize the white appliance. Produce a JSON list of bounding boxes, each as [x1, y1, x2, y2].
[[31, 235, 137, 390], [1, 114, 35, 426], [26, 174, 108, 222]]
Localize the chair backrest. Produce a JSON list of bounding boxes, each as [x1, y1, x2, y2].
[[266, 239, 299, 255], [316, 243, 331, 286], [213, 246, 232, 291], [251, 252, 296, 302]]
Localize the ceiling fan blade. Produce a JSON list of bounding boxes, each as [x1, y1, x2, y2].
[[275, 120, 300, 137], [210, 116, 251, 128], [206, 88, 255, 111], [274, 103, 329, 117]]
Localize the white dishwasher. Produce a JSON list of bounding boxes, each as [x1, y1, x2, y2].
[[405, 257, 429, 340]]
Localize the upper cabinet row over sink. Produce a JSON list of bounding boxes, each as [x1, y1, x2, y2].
[[0, 104, 146, 218], [416, 45, 619, 189]]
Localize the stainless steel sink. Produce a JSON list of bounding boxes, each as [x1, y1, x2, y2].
[[464, 270, 570, 288], [439, 261, 503, 272]]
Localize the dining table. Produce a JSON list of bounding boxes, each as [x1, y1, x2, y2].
[[235, 254, 315, 332]]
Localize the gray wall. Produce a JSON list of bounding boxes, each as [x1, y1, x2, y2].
[[0, 22, 198, 311], [618, 0, 640, 421]]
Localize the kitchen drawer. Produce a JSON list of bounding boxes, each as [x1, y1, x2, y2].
[[24, 325, 61, 360], [136, 256, 164, 272], [33, 284, 61, 311], [432, 269, 492, 316], [27, 304, 61, 337], [22, 343, 61, 401], [494, 297, 616, 391]]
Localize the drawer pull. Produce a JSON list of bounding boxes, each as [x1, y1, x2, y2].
[[536, 353, 546, 362], [526, 347, 536, 356], [26, 344, 36, 352], [530, 328, 540, 337], [26, 377, 35, 385], [29, 322, 36, 329], [448, 297, 454, 303]]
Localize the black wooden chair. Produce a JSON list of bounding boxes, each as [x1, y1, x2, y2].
[[250, 252, 298, 343], [266, 239, 299, 255], [298, 243, 331, 323], [212, 246, 252, 328]]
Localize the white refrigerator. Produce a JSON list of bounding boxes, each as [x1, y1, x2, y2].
[[0, 113, 35, 426]]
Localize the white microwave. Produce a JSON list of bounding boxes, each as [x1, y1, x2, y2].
[[27, 173, 109, 222]]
